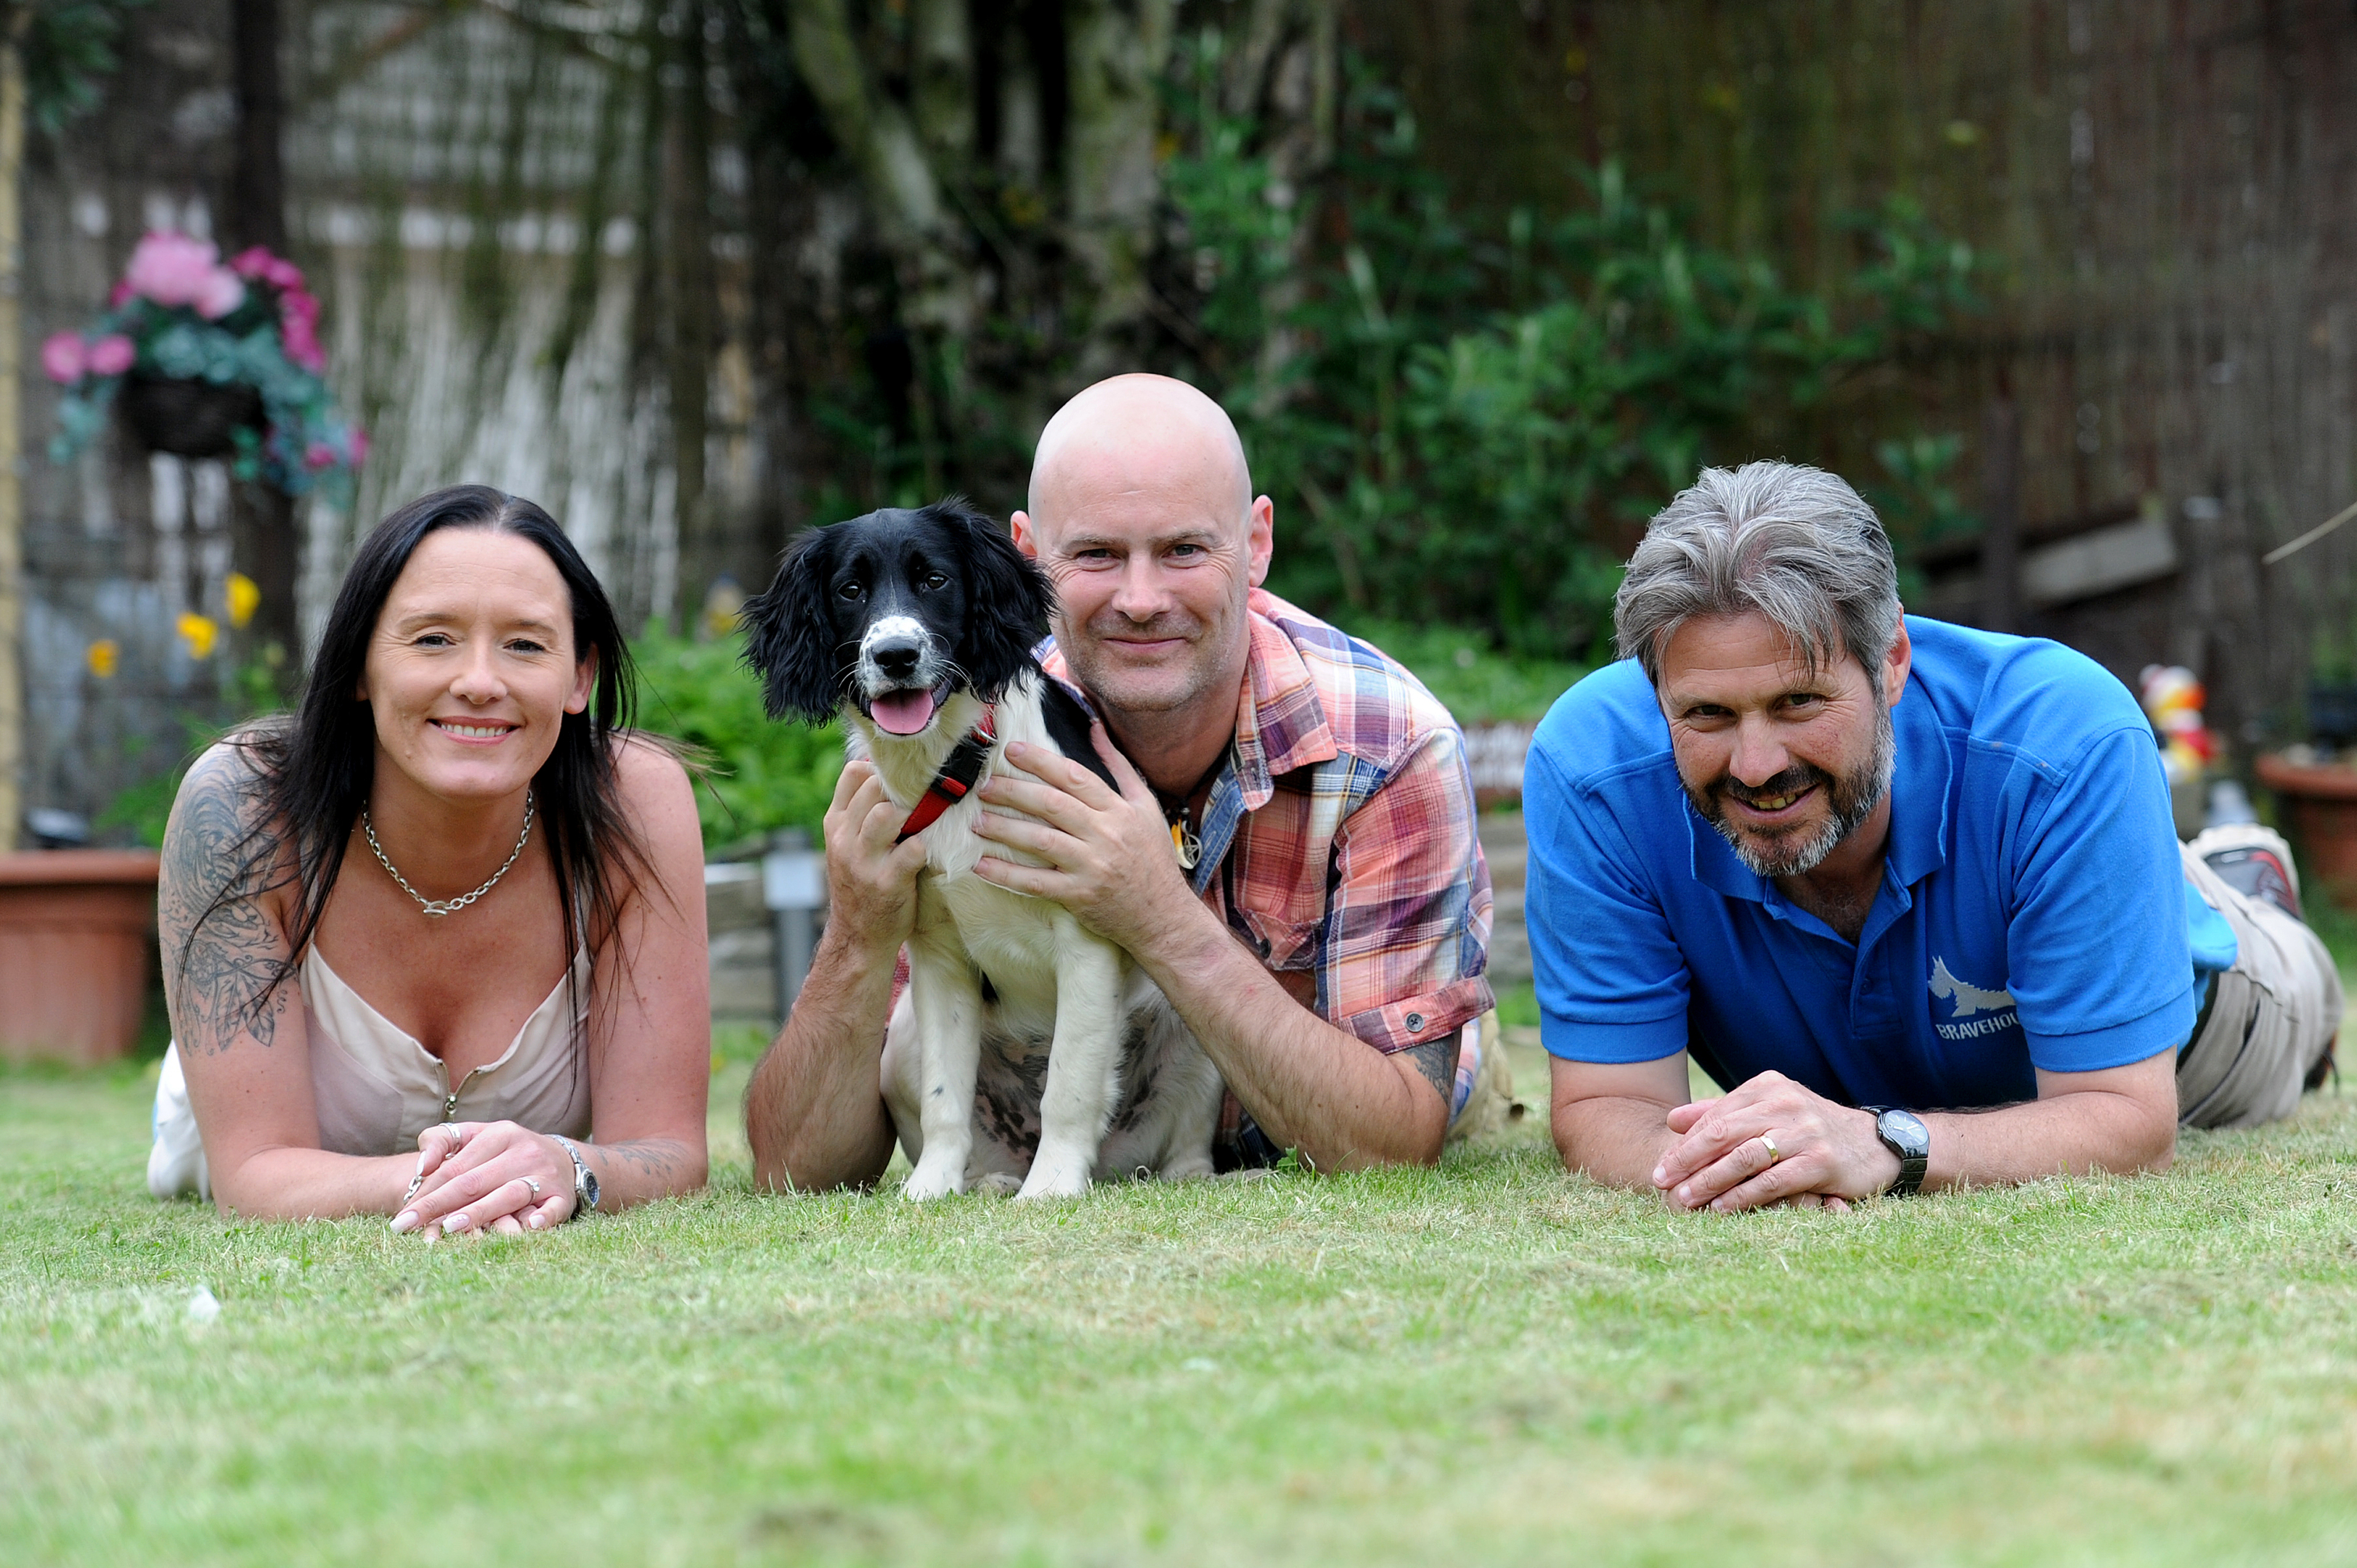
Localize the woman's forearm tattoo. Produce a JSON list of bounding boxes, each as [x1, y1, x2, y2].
[[598, 1139, 686, 1181]]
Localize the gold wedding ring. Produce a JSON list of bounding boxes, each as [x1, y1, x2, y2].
[[1759, 1132, 1783, 1164]]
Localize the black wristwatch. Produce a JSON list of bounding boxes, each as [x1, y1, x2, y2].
[[552, 1135, 601, 1217], [1860, 1106, 1930, 1196]]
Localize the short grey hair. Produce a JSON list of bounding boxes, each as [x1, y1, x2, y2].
[[1613, 461, 1901, 687]]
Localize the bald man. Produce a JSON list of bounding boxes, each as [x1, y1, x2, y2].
[[746, 375, 1497, 1188]]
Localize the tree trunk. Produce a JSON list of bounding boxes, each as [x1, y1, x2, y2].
[[227, 0, 301, 671], [787, 0, 969, 333], [228, 0, 288, 253], [1062, 0, 1174, 375], [667, 0, 717, 626], [0, 11, 25, 850]]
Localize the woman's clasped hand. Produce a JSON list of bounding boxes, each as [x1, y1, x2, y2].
[[392, 1121, 580, 1238]]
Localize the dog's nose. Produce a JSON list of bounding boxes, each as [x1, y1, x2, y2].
[[870, 637, 923, 681]]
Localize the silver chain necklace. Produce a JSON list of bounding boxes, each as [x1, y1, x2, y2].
[[362, 793, 535, 919]]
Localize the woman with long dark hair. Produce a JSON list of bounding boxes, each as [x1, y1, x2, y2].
[[146, 485, 710, 1235]]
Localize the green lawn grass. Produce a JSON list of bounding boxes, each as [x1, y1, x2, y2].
[[7, 1038, 2357, 1566]]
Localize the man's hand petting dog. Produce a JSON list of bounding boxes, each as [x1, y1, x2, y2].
[[1650, 1071, 1902, 1213], [391, 1122, 575, 1238], [822, 759, 933, 963], [970, 724, 1202, 958]]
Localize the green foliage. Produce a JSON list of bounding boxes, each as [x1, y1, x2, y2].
[[1492, 979, 1540, 1029], [630, 625, 844, 849], [20, 0, 146, 136], [1165, 46, 1983, 662], [1870, 431, 1979, 599], [95, 645, 290, 849], [1339, 616, 1587, 724]]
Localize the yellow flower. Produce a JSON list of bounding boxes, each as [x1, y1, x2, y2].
[[177, 613, 219, 661], [225, 572, 261, 630], [86, 640, 119, 679]]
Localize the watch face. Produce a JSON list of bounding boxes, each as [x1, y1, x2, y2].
[[1881, 1109, 1931, 1159], [580, 1167, 601, 1210]]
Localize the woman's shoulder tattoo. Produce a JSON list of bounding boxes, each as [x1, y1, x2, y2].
[[160, 748, 293, 1051]]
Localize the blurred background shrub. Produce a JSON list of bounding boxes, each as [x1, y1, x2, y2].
[[1164, 49, 1980, 663], [630, 626, 844, 852]]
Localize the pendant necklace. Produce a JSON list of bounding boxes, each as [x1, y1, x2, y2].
[[1157, 764, 1221, 873], [363, 793, 536, 918], [1167, 812, 1202, 871]]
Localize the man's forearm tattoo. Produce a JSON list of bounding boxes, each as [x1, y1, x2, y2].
[[159, 755, 290, 1052], [1403, 1032, 1461, 1103]]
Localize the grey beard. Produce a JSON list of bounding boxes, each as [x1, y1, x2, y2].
[[1696, 703, 1897, 880]]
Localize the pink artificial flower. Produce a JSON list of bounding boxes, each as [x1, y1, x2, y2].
[[280, 314, 325, 372], [39, 331, 86, 384], [86, 334, 136, 377], [231, 246, 308, 295], [304, 441, 337, 471], [107, 279, 133, 309], [280, 289, 319, 324], [124, 231, 223, 309], [194, 267, 246, 319]]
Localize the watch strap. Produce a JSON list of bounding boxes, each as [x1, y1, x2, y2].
[[551, 1135, 599, 1216], [1860, 1106, 1929, 1197]]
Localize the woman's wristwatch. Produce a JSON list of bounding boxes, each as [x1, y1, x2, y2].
[[550, 1135, 601, 1217]]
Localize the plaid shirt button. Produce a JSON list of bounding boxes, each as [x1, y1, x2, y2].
[[1406, 1012, 1426, 1032]]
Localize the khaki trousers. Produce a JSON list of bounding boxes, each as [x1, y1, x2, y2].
[[2177, 830, 2343, 1129]]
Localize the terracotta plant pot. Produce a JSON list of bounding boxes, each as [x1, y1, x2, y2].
[[117, 375, 264, 460], [2253, 752, 2357, 910], [0, 849, 161, 1065]]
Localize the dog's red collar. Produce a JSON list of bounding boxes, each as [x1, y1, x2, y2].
[[895, 706, 999, 844]]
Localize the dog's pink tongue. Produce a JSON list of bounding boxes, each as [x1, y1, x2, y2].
[[870, 688, 937, 735]]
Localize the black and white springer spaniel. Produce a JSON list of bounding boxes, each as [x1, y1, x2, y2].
[[741, 499, 1222, 1199]]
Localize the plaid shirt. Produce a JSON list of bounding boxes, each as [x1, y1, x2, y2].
[[1041, 590, 1496, 1151]]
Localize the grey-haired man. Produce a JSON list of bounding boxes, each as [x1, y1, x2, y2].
[[1524, 460, 2340, 1212]]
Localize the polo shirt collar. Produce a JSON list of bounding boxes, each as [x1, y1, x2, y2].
[[1684, 690, 1952, 902]]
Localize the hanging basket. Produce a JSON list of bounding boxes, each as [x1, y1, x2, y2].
[[117, 375, 264, 460]]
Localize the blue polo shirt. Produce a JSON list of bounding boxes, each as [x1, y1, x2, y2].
[[1525, 616, 2223, 1108]]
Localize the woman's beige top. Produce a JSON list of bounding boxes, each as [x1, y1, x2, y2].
[[147, 945, 590, 1200], [298, 944, 592, 1154]]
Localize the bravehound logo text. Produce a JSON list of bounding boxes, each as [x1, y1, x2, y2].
[[1929, 957, 2018, 1039]]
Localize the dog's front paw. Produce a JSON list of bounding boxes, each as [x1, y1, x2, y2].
[[973, 1172, 1025, 1196], [1014, 1150, 1094, 1201], [903, 1154, 967, 1201]]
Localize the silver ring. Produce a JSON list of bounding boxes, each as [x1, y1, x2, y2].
[[1759, 1132, 1783, 1164], [444, 1124, 465, 1152], [521, 1177, 542, 1196]]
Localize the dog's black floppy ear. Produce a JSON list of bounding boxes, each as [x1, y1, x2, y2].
[[740, 524, 846, 724], [936, 497, 1054, 703]]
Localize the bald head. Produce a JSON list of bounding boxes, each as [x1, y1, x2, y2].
[[1011, 375, 1274, 767], [1027, 374, 1253, 532]]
